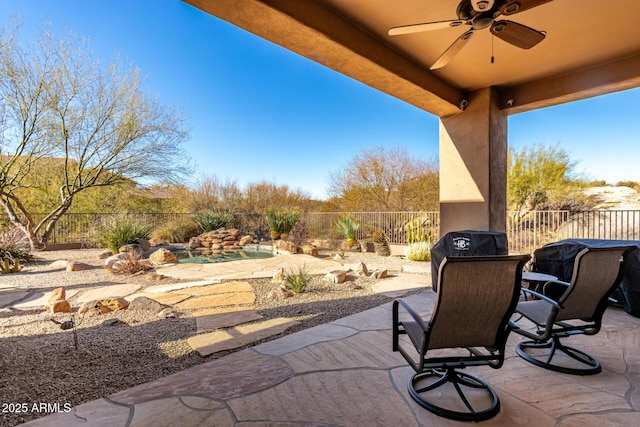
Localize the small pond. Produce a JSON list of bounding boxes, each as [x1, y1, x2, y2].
[[175, 244, 274, 264]]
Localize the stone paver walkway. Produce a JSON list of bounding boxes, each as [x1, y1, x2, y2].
[[22, 286, 640, 426]]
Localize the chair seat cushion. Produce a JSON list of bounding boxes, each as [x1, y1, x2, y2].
[[517, 300, 553, 325]]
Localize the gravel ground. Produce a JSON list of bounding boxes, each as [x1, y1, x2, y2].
[[0, 248, 426, 426]]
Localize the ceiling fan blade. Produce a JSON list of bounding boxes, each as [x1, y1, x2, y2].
[[389, 20, 465, 36], [430, 30, 474, 70], [490, 20, 545, 49], [500, 0, 553, 16]]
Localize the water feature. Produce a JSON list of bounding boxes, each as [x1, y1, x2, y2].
[[175, 244, 274, 264]]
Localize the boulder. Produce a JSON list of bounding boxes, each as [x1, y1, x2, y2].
[[46, 300, 72, 313], [274, 239, 297, 255], [98, 298, 129, 311], [149, 248, 178, 266], [300, 243, 319, 257], [135, 237, 151, 252], [331, 251, 345, 261], [272, 268, 284, 283], [129, 296, 168, 313], [98, 250, 113, 259], [118, 244, 142, 256], [238, 235, 253, 246], [370, 269, 388, 279], [66, 261, 93, 272], [48, 287, 66, 304], [188, 237, 201, 249], [104, 254, 124, 268], [323, 270, 348, 284], [50, 260, 69, 269], [353, 261, 369, 277]]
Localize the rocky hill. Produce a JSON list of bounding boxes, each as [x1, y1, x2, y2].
[[584, 186, 640, 210]]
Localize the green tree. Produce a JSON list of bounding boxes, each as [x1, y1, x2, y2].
[[328, 145, 439, 211], [0, 24, 190, 250], [507, 143, 581, 212]]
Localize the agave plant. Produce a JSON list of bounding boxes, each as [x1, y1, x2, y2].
[[333, 215, 360, 249], [265, 209, 301, 239]]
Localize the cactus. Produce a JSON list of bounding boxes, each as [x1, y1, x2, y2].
[[1, 256, 22, 274], [371, 230, 391, 257]]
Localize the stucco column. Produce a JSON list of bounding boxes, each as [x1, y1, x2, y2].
[[438, 87, 507, 236]]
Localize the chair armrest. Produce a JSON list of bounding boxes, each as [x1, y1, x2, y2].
[[393, 298, 430, 332], [542, 279, 570, 296], [520, 288, 562, 308]]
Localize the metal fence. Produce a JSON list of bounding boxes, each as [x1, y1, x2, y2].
[[2, 210, 640, 254]]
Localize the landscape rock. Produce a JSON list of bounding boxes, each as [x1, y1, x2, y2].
[[238, 235, 253, 246], [118, 244, 142, 256], [273, 239, 297, 255], [331, 250, 345, 261], [135, 238, 151, 252], [98, 250, 113, 259], [46, 299, 72, 313], [323, 270, 348, 284], [48, 287, 66, 304], [78, 301, 112, 316], [129, 296, 168, 313], [50, 260, 69, 269], [300, 243, 319, 257], [102, 318, 125, 327], [272, 268, 284, 283], [370, 269, 388, 279], [66, 261, 93, 272], [104, 254, 123, 268], [98, 298, 129, 311], [353, 261, 369, 277], [157, 308, 177, 318], [188, 237, 201, 249], [149, 248, 178, 266]]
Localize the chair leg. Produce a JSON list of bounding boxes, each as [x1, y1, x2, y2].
[[408, 368, 500, 422], [516, 336, 601, 375]]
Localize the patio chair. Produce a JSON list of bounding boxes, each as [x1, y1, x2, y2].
[[513, 246, 632, 375], [392, 255, 530, 422]]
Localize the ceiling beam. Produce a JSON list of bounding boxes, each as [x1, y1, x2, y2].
[[184, 0, 465, 117], [500, 53, 640, 114]]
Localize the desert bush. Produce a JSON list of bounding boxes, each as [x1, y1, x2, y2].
[[108, 251, 147, 275], [404, 241, 432, 262], [151, 217, 200, 243], [282, 265, 311, 294], [0, 228, 33, 263], [193, 208, 235, 232], [333, 214, 360, 249], [97, 216, 152, 253]]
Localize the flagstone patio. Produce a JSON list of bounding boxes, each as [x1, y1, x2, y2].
[[19, 257, 640, 426]]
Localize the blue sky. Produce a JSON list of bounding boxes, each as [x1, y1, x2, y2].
[[1, 0, 638, 200]]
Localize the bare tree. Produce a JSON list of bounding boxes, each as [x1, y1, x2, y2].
[[328, 145, 439, 211], [0, 24, 191, 250]]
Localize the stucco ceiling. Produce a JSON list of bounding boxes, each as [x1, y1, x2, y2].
[[184, 0, 640, 117]]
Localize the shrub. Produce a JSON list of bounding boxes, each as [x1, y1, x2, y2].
[[333, 215, 360, 249], [193, 209, 234, 232], [97, 215, 152, 253], [108, 251, 146, 275], [404, 241, 432, 262], [151, 217, 201, 243], [282, 265, 312, 293], [265, 209, 301, 239], [0, 228, 32, 264]]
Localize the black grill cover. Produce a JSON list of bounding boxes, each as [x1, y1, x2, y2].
[[430, 230, 508, 291], [533, 239, 640, 318]]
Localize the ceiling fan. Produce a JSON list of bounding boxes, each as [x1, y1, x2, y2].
[[389, 0, 551, 70]]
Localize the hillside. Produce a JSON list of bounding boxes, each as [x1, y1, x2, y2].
[[584, 186, 640, 210]]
